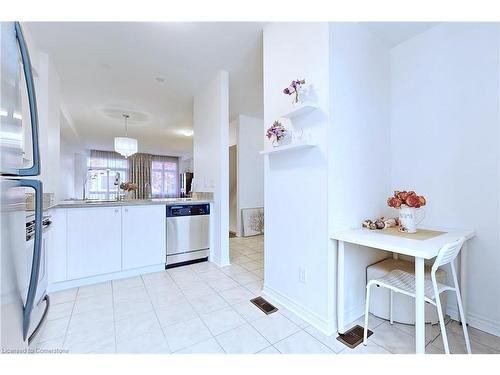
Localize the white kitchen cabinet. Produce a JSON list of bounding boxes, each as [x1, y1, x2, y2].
[[67, 206, 122, 279], [121, 205, 165, 269], [47, 208, 67, 283]]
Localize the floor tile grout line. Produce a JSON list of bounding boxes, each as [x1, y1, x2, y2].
[[60, 287, 79, 350], [110, 281, 118, 353], [167, 267, 227, 353], [137, 273, 172, 354], [217, 244, 273, 352]]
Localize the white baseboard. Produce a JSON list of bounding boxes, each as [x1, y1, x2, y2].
[[344, 302, 366, 327], [262, 284, 336, 336], [447, 306, 500, 337], [48, 264, 165, 293]]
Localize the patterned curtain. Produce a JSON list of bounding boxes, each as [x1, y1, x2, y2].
[[128, 153, 153, 199]]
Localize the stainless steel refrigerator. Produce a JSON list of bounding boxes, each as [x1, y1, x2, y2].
[[1, 22, 48, 352]]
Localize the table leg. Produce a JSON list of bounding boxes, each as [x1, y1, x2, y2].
[[460, 241, 468, 324], [415, 257, 425, 354], [337, 240, 345, 334]]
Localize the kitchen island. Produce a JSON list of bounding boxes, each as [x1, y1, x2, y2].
[[46, 198, 212, 292]]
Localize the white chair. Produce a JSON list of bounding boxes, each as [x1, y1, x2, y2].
[[363, 237, 471, 354]]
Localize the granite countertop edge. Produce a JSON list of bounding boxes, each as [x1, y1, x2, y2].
[[56, 199, 212, 208], [36, 199, 212, 210]]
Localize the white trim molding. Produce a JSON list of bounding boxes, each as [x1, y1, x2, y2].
[[448, 306, 500, 337], [47, 264, 165, 293], [262, 284, 336, 336]]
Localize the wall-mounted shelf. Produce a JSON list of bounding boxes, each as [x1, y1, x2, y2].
[[259, 140, 317, 155], [282, 102, 319, 119]]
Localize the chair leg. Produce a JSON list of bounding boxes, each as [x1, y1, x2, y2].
[[452, 263, 472, 354], [389, 290, 394, 325], [433, 275, 450, 354], [363, 284, 371, 346]]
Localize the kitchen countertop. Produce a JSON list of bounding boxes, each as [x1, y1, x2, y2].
[[50, 198, 212, 209]]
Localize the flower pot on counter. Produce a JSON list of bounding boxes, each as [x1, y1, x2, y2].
[[398, 205, 425, 233]]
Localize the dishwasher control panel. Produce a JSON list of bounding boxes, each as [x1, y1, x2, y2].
[[167, 204, 210, 217]]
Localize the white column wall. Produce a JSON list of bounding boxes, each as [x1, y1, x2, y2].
[[329, 23, 393, 325], [193, 71, 230, 266], [263, 23, 335, 333]]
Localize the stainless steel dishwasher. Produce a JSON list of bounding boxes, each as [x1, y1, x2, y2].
[[166, 203, 210, 268]]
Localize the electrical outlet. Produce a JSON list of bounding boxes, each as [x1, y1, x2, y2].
[[299, 267, 307, 284]]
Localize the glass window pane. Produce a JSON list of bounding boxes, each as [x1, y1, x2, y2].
[[164, 162, 177, 171], [152, 171, 162, 195], [165, 171, 176, 196], [152, 161, 163, 170]]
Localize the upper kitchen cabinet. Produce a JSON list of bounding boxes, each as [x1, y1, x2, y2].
[[121, 205, 165, 270], [67, 206, 122, 279]]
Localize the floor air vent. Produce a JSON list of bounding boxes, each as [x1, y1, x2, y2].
[[250, 297, 278, 315], [336, 325, 373, 349]]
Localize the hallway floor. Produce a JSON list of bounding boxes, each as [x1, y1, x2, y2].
[[32, 235, 500, 354]]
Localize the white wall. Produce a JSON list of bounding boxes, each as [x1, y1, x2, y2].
[[59, 138, 75, 200], [329, 23, 393, 325], [228, 120, 238, 146], [229, 145, 237, 233], [391, 23, 500, 335], [263, 23, 336, 333], [193, 71, 230, 266], [230, 115, 264, 236], [179, 156, 193, 173], [238, 115, 264, 210]]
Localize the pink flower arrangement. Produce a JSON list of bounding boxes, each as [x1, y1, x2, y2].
[[266, 121, 287, 142], [283, 79, 306, 104], [387, 191, 426, 209]]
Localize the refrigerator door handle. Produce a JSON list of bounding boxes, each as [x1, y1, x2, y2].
[[15, 178, 43, 340], [15, 22, 40, 177], [27, 295, 50, 345]]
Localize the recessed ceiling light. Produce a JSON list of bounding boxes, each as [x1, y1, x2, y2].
[[13, 112, 22, 120], [0, 109, 8, 117], [179, 129, 194, 137], [156, 77, 165, 83]]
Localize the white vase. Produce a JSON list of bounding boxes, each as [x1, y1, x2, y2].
[[292, 86, 305, 106], [273, 132, 292, 147], [398, 205, 425, 233]]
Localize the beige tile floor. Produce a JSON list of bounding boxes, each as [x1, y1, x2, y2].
[[32, 235, 500, 354]]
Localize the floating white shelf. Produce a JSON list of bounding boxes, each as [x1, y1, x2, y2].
[[282, 102, 319, 118], [259, 140, 317, 155]]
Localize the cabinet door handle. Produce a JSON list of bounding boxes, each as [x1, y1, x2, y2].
[[115, 209, 119, 213], [125, 208, 128, 213]]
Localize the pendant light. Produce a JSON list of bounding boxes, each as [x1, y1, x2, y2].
[[114, 114, 138, 158]]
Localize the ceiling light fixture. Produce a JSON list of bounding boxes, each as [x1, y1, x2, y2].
[[114, 114, 138, 158], [180, 129, 194, 137]]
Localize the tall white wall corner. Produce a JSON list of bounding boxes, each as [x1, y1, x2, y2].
[[263, 22, 333, 331], [193, 70, 230, 267]]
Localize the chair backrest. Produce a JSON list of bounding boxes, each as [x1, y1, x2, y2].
[[432, 237, 466, 271]]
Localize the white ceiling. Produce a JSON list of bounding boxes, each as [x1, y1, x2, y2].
[[25, 22, 265, 156], [360, 22, 440, 47]]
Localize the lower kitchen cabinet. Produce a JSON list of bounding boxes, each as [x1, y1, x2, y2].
[[47, 208, 67, 283], [121, 205, 166, 269], [66, 206, 122, 280]]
